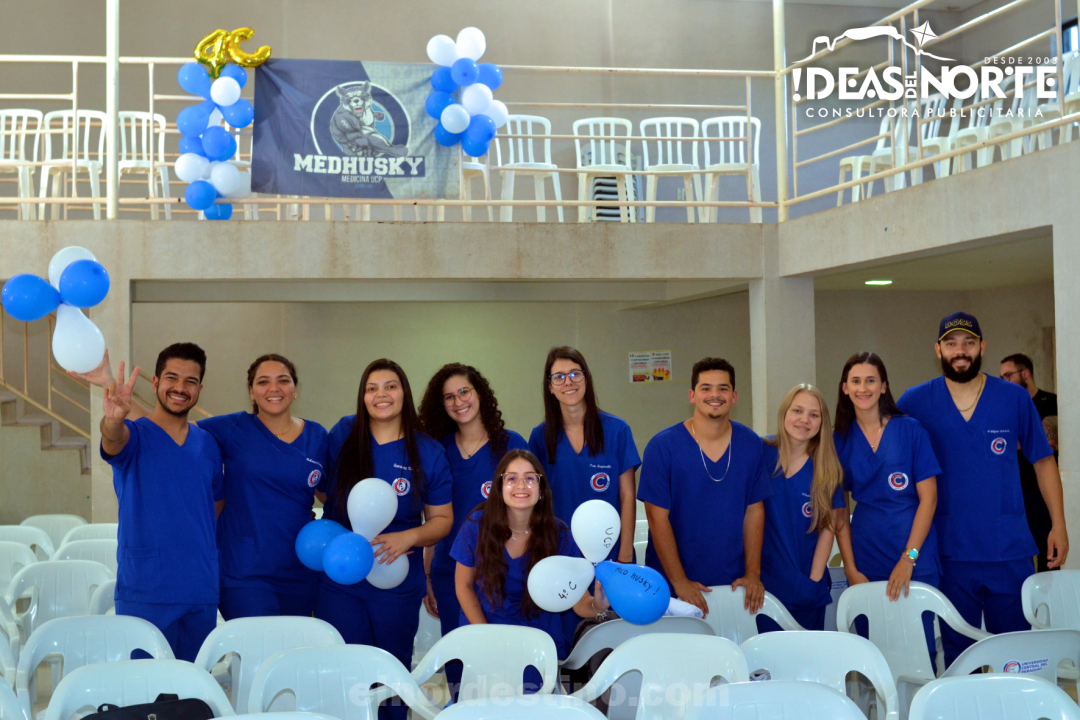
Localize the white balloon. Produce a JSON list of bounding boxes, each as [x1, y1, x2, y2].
[[52, 304, 105, 374], [571, 500, 622, 564], [203, 160, 218, 181], [175, 153, 210, 183], [456, 27, 487, 62], [207, 108, 223, 128], [483, 99, 509, 129], [209, 162, 243, 196], [348, 478, 398, 540], [461, 83, 493, 116], [440, 103, 471, 134], [210, 76, 241, 107], [232, 171, 252, 199], [426, 34, 459, 66], [48, 247, 97, 291], [367, 546, 409, 589], [527, 556, 595, 613]]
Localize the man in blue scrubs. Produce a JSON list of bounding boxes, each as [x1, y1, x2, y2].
[[100, 343, 224, 662], [898, 313, 1069, 665], [638, 358, 772, 616]]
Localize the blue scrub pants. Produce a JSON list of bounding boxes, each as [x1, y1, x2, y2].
[[757, 604, 827, 632], [116, 600, 217, 662], [219, 585, 317, 620], [315, 582, 421, 720], [429, 570, 463, 699], [938, 558, 1033, 666]]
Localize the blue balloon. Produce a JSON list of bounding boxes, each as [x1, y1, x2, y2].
[[1, 274, 61, 322], [431, 66, 458, 93], [425, 91, 455, 120], [213, 134, 238, 162], [595, 561, 670, 626], [465, 114, 497, 143], [434, 123, 464, 147], [177, 62, 213, 100], [184, 180, 217, 211], [201, 126, 231, 160], [221, 98, 254, 129], [477, 63, 503, 91], [451, 58, 480, 87], [295, 519, 349, 571], [219, 63, 248, 89], [204, 202, 233, 220], [323, 532, 375, 585], [177, 104, 211, 138], [58, 260, 110, 308], [461, 135, 490, 158], [178, 136, 206, 157]]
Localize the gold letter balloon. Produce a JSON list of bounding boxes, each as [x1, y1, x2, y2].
[[194, 27, 271, 78]]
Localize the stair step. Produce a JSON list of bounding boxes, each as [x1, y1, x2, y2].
[[50, 436, 89, 450]]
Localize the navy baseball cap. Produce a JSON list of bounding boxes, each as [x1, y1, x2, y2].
[[938, 312, 982, 342]]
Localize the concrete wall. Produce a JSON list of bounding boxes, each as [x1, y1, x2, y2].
[[0, 422, 89, 524]]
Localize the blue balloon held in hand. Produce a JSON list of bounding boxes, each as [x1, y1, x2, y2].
[[451, 58, 479, 87], [295, 519, 349, 572], [204, 202, 233, 221], [431, 66, 458, 93], [177, 62, 213, 100], [221, 98, 254, 129], [58, 259, 110, 308], [595, 560, 670, 626], [425, 91, 455, 120], [477, 63, 503, 90], [323, 532, 375, 585], [434, 123, 463, 147], [184, 180, 217, 211], [1, 274, 61, 322], [201, 126, 232, 160], [219, 63, 248, 89]]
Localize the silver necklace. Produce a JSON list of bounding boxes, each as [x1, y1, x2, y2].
[[510, 527, 531, 541], [690, 420, 733, 482]]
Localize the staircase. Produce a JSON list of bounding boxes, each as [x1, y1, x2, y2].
[[0, 388, 92, 475]]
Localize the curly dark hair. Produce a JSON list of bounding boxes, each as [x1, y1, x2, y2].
[[418, 363, 509, 468]]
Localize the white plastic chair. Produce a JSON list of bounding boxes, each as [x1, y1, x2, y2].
[[440, 695, 607, 720], [20, 517, 86, 553], [0, 601, 18, 685], [573, 117, 635, 223], [53, 540, 118, 574], [117, 112, 171, 220], [640, 118, 699, 224], [0, 110, 42, 220], [246, 645, 441, 720], [494, 115, 563, 223], [36, 110, 107, 220], [634, 520, 648, 544], [17, 615, 173, 720], [0, 681, 20, 720], [986, 80, 1041, 161], [952, 75, 1014, 173], [741, 630, 901, 720], [1030, 55, 1078, 149], [908, 674, 1080, 720], [1060, 54, 1080, 143], [0, 527, 55, 562], [571, 634, 749, 720], [193, 616, 345, 714], [59, 524, 117, 547], [1023, 570, 1080, 630], [42, 659, 235, 720], [560, 616, 715, 672], [413, 603, 441, 668], [4, 561, 115, 643], [231, 714, 340, 720], [686, 682, 867, 720], [837, 114, 890, 205], [702, 585, 804, 644], [89, 580, 115, 616], [869, 98, 941, 193], [429, 153, 491, 223], [0, 543, 36, 593], [824, 566, 848, 632], [412, 624, 559, 699], [918, 95, 966, 179], [701, 117, 762, 223], [633, 541, 646, 566], [942, 629, 1080, 687]]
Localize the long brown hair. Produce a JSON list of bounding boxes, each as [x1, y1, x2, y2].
[[418, 363, 509, 468], [765, 384, 844, 533], [542, 347, 604, 462], [330, 359, 425, 524], [834, 352, 904, 437], [246, 354, 298, 414], [471, 449, 561, 618]]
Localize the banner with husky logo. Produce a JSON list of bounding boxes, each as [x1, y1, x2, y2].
[[251, 59, 460, 199]]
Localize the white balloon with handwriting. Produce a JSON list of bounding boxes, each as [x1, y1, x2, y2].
[[571, 499, 622, 564], [347, 478, 398, 540], [527, 555, 595, 613], [367, 545, 409, 589]]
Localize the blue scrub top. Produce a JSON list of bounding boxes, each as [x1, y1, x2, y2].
[[199, 412, 328, 595], [451, 509, 581, 657], [528, 411, 641, 560], [318, 415, 453, 599], [637, 421, 772, 590], [898, 375, 1053, 562], [759, 445, 845, 610], [834, 415, 942, 578], [430, 430, 529, 577], [101, 418, 224, 604]]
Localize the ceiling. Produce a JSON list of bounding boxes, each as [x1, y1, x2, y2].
[[736, 0, 985, 11]]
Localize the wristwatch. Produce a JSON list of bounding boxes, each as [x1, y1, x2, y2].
[[903, 548, 919, 565]]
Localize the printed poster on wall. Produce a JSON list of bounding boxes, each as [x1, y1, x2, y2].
[[630, 351, 673, 383], [650, 351, 672, 382], [251, 58, 460, 199]]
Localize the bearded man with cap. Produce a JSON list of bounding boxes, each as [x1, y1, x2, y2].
[[897, 312, 1068, 666]]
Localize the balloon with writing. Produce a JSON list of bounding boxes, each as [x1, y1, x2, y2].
[[571, 500, 621, 564], [527, 555, 595, 613], [595, 560, 670, 625]]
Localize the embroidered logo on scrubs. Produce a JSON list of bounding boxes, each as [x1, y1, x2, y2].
[[481, 480, 492, 498], [991, 437, 1008, 455], [393, 477, 411, 496], [888, 472, 909, 491], [801, 502, 813, 518], [590, 472, 611, 492], [1003, 661, 1021, 673], [307, 470, 321, 488]]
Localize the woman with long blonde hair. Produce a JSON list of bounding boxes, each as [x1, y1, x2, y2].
[[759, 384, 846, 631]]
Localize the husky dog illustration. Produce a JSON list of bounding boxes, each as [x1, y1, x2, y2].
[[330, 82, 408, 157]]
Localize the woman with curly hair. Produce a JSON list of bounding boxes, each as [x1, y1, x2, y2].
[[418, 363, 528, 640]]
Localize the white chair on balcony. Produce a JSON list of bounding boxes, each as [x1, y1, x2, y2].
[[920, 95, 964, 178], [701, 116, 761, 222], [640, 117, 699, 223], [37, 110, 107, 221], [986, 80, 1040, 162], [0, 110, 42, 220], [573, 117, 635, 223], [495, 115, 563, 223], [952, 74, 1014, 173], [1060, 53, 1080, 143], [837, 114, 889, 205], [869, 96, 943, 192], [117, 112, 171, 220], [1029, 54, 1078, 150], [429, 153, 490, 223], [907, 94, 948, 185]]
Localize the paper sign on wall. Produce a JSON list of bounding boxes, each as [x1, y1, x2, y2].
[[630, 351, 672, 383], [650, 351, 672, 382]]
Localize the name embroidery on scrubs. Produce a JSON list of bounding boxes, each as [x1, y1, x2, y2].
[[888, 472, 909, 491], [590, 472, 611, 492], [307, 470, 322, 487], [393, 477, 411, 496]]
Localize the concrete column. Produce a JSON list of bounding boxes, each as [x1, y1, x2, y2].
[[748, 224, 815, 435], [1053, 225, 1080, 569], [88, 270, 130, 522]]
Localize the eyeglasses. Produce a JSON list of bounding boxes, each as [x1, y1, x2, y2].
[[1001, 370, 1025, 382], [502, 473, 540, 488], [549, 370, 586, 386], [443, 386, 475, 405]]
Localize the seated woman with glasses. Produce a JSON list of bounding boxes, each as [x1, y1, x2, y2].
[[452, 449, 609, 682]]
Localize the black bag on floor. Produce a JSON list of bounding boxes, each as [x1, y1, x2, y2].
[[82, 694, 217, 720]]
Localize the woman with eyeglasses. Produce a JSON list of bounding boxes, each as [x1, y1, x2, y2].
[[453, 449, 610, 681], [528, 347, 640, 565]]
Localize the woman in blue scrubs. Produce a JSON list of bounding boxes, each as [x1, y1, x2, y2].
[[528, 347, 639, 564], [759, 384, 845, 631]]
